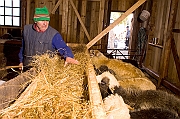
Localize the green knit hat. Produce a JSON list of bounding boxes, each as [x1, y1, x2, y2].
[[34, 6, 50, 22]]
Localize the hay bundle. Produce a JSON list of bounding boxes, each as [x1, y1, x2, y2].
[[0, 45, 92, 119]]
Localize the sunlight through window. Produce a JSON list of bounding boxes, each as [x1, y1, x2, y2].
[[0, 0, 21, 26]]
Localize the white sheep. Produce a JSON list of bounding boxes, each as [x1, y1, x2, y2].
[[103, 94, 130, 119]]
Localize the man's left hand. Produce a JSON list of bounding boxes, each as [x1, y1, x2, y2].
[[64, 57, 79, 67]]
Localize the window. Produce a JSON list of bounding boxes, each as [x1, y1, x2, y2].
[[0, 0, 21, 26]]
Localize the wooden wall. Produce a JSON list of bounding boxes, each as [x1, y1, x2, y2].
[[111, 0, 136, 11], [24, 0, 111, 50], [142, 0, 180, 93]]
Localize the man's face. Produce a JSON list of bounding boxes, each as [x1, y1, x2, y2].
[[36, 21, 49, 32]]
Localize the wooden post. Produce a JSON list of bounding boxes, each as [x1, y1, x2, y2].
[[98, 0, 105, 34], [61, 0, 68, 41], [86, 0, 146, 49], [158, 0, 179, 87], [26, 0, 30, 24], [171, 38, 180, 82], [79, 0, 87, 44]]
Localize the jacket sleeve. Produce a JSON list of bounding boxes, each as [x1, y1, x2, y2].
[[52, 33, 74, 58]]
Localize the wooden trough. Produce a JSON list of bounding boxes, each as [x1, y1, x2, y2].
[[0, 46, 106, 119]]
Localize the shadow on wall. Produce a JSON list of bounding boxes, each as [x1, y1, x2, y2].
[[1, 40, 22, 81]]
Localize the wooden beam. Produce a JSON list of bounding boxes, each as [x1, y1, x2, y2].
[[98, 0, 105, 34], [69, 0, 91, 42], [171, 38, 180, 81], [79, 0, 87, 43], [86, 0, 146, 49], [61, 0, 68, 40], [51, 0, 62, 14], [86, 56, 106, 118], [26, 0, 30, 24], [162, 80, 180, 96]]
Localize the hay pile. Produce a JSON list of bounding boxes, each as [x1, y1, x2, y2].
[[0, 45, 92, 119]]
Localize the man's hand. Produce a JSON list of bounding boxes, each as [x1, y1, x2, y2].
[[64, 57, 79, 67], [19, 63, 23, 70]]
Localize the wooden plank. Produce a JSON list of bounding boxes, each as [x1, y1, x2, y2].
[[79, 0, 87, 43], [69, 0, 91, 42], [86, 51, 106, 118], [51, 0, 62, 14], [72, 0, 78, 42], [86, 0, 146, 49], [171, 38, 180, 81], [97, 0, 105, 50], [0, 69, 36, 110], [98, 0, 105, 34], [26, 0, 30, 24], [89, 2, 97, 40], [1, 80, 38, 117], [61, 0, 68, 41], [162, 80, 180, 96], [67, 1, 72, 43]]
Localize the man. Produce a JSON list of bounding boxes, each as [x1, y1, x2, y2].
[[18, 6, 79, 70], [125, 26, 130, 49]]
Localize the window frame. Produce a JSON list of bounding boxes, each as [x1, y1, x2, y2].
[[0, 0, 21, 27]]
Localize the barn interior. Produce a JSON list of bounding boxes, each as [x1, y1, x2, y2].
[[0, 0, 180, 118]]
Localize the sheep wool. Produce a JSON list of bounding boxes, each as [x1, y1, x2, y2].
[[96, 71, 120, 92], [90, 50, 145, 79], [103, 94, 130, 119], [118, 77, 156, 90]]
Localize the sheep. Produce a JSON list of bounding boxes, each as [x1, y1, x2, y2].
[[90, 50, 145, 79], [113, 85, 180, 116], [96, 72, 120, 93], [98, 76, 113, 99], [118, 77, 156, 90], [95, 66, 156, 91], [0, 80, 5, 86], [130, 108, 180, 119], [98, 76, 131, 119], [94, 65, 116, 76], [98, 76, 180, 119], [103, 94, 130, 119]]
